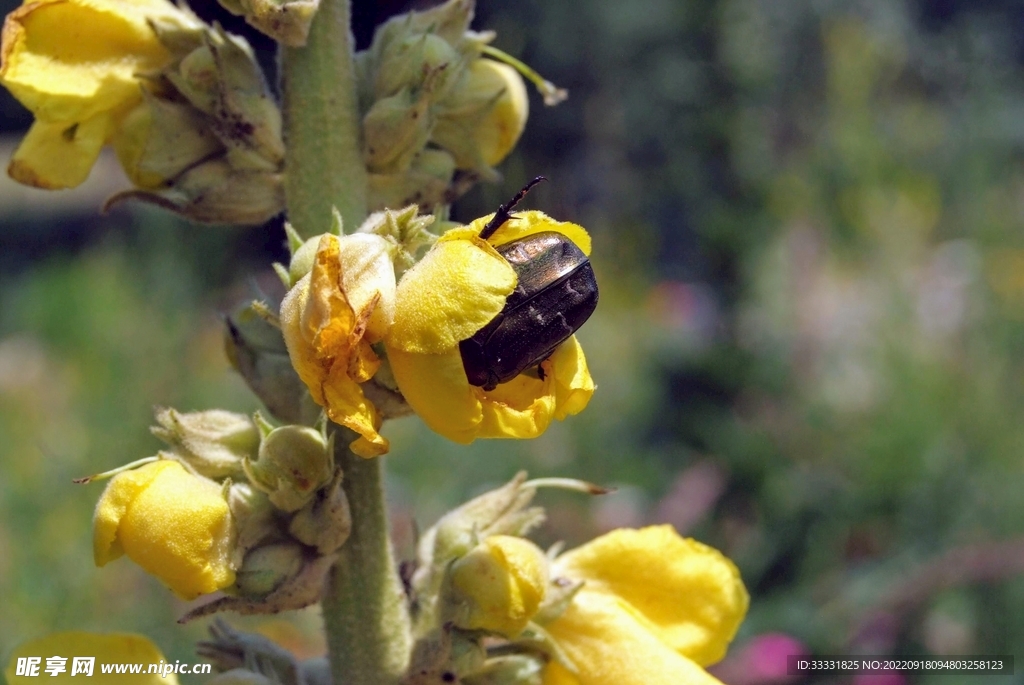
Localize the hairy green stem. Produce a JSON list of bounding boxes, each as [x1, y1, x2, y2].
[[322, 444, 411, 685], [279, 0, 411, 681], [281, 0, 367, 238]]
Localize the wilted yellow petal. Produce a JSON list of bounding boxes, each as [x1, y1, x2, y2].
[[389, 231, 516, 354], [543, 591, 725, 685], [7, 113, 112, 188], [336, 233, 397, 342], [280, 234, 391, 456], [555, 526, 748, 666], [6, 632, 178, 685], [93, 459, 235, 600]]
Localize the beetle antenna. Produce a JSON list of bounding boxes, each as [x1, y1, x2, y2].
[[478, 176, 547, 240]]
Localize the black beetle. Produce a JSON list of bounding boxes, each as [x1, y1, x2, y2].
[[459, 177, 599, 391]]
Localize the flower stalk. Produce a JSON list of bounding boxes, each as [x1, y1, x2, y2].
[[280, 0, 411, 682], [281, 0, 366, 239]]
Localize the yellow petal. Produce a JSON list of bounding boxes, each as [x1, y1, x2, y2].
[[93, 460, 235, 600], [554, 526, 748, 666], [466, 210, 592, 256], [473, 60, 528, 167], [389, 232, 516, 354], [544, 591, 725, 685], [6, 632, 178, 685], [550, 336, 594, 420], [7, 113, 112, 188], [0, 0, 173, 123], [477, 371, 555, 439], [387, 346, 482, 444]]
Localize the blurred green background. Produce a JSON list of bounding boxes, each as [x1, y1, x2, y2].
[[3, 0, 1024, 683]]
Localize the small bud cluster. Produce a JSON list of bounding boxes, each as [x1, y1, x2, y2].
[[107, 20, 285, 224], [90, 407, 352, 614], [398, 473, 595, 685], [356, 0, 531, 211]]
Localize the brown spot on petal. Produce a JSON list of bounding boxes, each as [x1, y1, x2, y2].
[[8, 158, 59, 189]]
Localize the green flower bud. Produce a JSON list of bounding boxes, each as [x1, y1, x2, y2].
[[103, 159, 284, 225], [113, 92, 223, 190], [367, 148, 457, 214], [421, 472, 545, 569], [374, 33, 462, 100], [356, 204, 436, 273], [233, 541, 306, 597], [151, 407, 258, 479], [288, 471, 351, 554], [226, 482, 280, 563], [224, 303, 316, 425], [217, 0, 319, 48], [244, 420, 334, 512], [165, 27, 284, 170], [362, 88, 434, 174]]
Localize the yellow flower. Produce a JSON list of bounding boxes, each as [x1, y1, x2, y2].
[[280, 233, 397, 457], [386, 210, 595, 444], [6, 632, 177, 684], [448, 535, 548, 637], [542, 526, 749, 685], [93, 459, 236, 600], [0, 0, 199, 189]]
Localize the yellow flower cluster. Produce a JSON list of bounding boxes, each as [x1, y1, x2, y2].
[[442, 526, 748, 685], [280, 210, 595, 453], [0, 0, 198, 188]]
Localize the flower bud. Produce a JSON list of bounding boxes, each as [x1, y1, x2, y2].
[[104, 158, 285, 225], [446, 535, 549, 637], [244, 422, 334, 512], [225, 304, 313, 425], [93, 459, 236, 600], [432, 59, 528, 172], [165, 27, 284, 169], [357, 204, 438, 272], [420, 473, 544, 571], [226, 482, 280, 562], [288, 471, 352, 554], [151, 408, 258, 479], [374, 33, 462, 100], [114, 93, 223, 190], [362, 88, 434, 173], [233, 541, 306, 597], [368, 148, 457, 214], [217, 0, 319, 48]]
